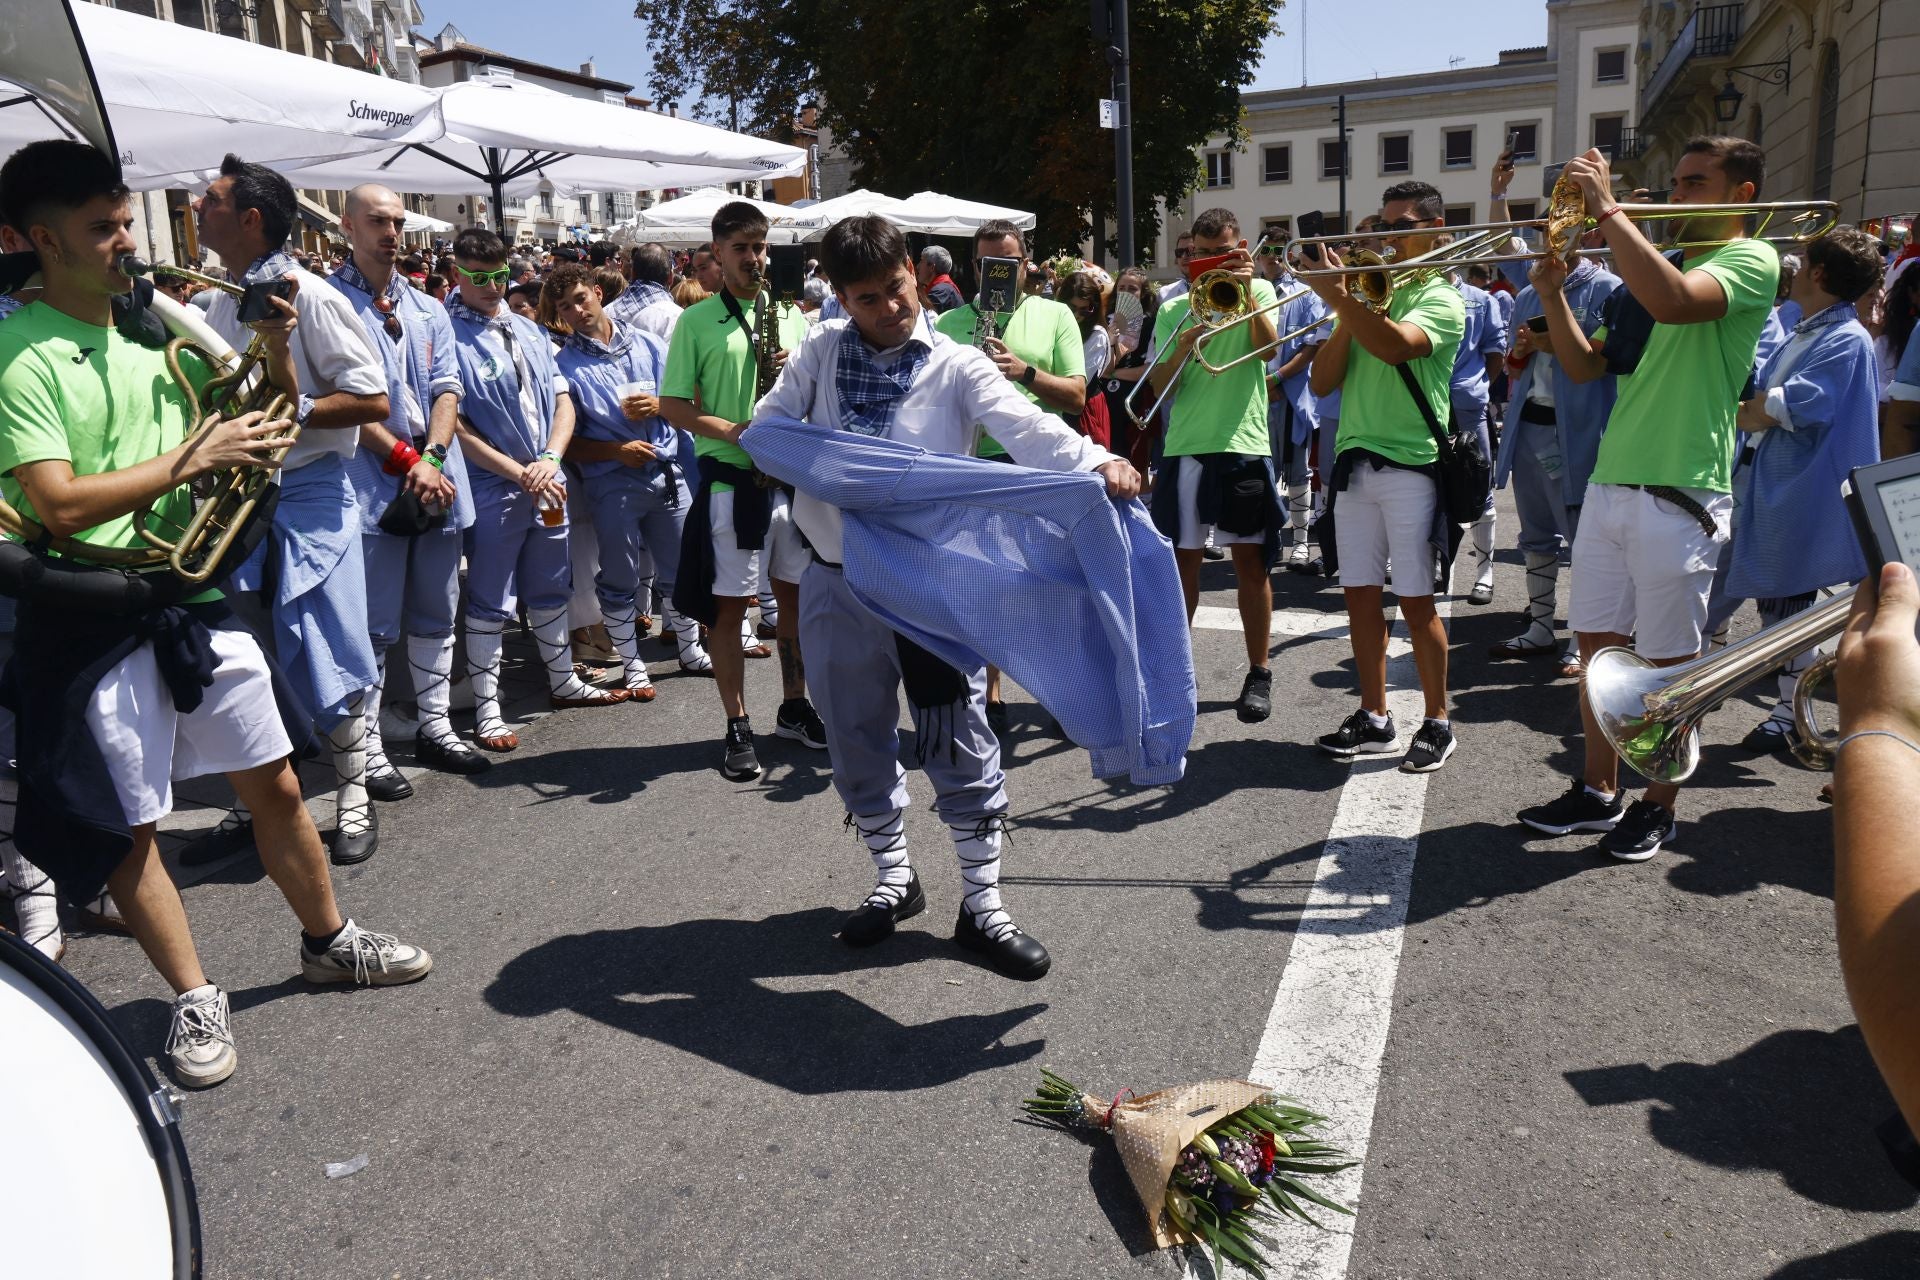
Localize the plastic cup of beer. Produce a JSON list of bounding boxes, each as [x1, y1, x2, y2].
[[539, 492, 565, 527]]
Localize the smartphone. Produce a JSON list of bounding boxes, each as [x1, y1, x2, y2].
[[237, 278, 295, 323], [1296, 210, 1326, 264], [1526, 315, 1549, 334]]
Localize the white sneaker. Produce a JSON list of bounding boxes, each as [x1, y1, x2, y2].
[[166, 985, 236, 1088], [300, 919, 433, 986]]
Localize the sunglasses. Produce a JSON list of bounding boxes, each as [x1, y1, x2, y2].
[[1382, 218, 1430, 233], [1174, 247, 1192, 258], [373, 293, 403, 340], [1257, 245, 1286, 256], [454, 264, 512, 287]]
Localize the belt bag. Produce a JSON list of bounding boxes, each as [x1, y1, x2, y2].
[[1397, 363, 1491, 518]]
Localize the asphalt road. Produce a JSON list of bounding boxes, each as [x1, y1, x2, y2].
[[51, 487, 1920, 1280]]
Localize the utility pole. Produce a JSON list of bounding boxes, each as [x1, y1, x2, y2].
[[1334, 93, 1349, 233], [1094, 0, 1135, 267]]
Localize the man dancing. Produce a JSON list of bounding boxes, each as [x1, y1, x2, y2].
[[747, 215, 1140, 980], [0, 140, 430, 1089]]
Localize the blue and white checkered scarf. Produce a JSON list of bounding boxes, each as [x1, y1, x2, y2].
[[835, 324, 931, 438]]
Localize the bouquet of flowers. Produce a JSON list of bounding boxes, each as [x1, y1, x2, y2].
[[1021, 1069, 1354, 1278]]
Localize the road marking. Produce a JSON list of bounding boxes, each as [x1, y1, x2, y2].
[[1187, 602, 1447, 1278]]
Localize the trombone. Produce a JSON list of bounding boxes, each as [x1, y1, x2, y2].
[[1123, 236, 1273, 427], [1585, 590, 1853, 782]]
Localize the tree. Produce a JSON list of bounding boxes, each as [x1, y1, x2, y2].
[[631, 0, 1280, 258]]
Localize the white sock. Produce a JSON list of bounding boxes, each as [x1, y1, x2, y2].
[[741, 614, 759, 653], [406, 634, 458, 745], [600, 602, 654, 691], [530, 605, 599, 699], [1365, 710, 1391, 730], [758, 585, 780, 631], [1470, 510, 1496, 588], [664, 603, 711, 671], [464, 615, 509, 739], [1, 836, 63, 959], [1585, 783, 1616, 801], [1289, 482, 1312, 548], [850, 810, 912, 909], [953, 816, 1015, 942], [364, 650, 395, 778], [1514, 551, 1559, 649], [327, 692, 372, 834]]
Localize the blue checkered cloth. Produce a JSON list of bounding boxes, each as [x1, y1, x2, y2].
[[834, 325, 931, 437], [743, 416, 1194, 785]]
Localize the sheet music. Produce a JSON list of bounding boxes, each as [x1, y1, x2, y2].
[[1879, 473, 1920, 569]]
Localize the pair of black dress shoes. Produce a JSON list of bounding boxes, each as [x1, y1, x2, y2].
[[837, 872, 1051, 981]]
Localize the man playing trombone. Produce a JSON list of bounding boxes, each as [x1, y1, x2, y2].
[[1302, 181, 1466, 772], [1145, 207, 1283, 724], [0, 140, 432, 1089], [1516, 137, 1779, 860]]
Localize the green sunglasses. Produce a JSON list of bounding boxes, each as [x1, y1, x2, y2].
[[454, 264, 512, 286]]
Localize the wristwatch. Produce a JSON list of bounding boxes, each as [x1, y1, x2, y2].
[[1019, 365, 1038, 388], [296, 393, 315, 428], [424, 441, 450, 470]]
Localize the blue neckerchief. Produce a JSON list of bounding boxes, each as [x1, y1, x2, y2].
[[564, 317, 639, 361], [836, 325, 931, 438], [242, 249, 300, 286], [446, 294, 510, 331], [1794, 300, 1856, 336], [330, 256, 408, 314], [623, 280, 671, 310]]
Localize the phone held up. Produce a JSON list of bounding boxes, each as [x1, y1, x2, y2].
[[237, 278, 296, 324]]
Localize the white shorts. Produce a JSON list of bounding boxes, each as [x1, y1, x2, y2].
[[710, 487, 809, 599], [1568, 482, 1730, 660], [1333, 460, 1438, 596], [86, 627, 294, 827], [1172, 455, 1269, 550]]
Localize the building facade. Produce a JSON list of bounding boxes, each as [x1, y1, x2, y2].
[[1150, 0, 1641, 274], [1622, 0, 1918, 223]]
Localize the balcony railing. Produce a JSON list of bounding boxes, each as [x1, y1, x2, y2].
[[1642, 4, 1743, 117], [1614, 127, 1650, 161]]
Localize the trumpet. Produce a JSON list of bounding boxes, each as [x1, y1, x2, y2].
[[121, 256, 301, 585], [1275, 227, 1518, 321], [1585, 590, 1852, 782]]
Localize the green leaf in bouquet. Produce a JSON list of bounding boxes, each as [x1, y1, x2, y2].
[[1208, 1158, 1259, 1197], [1265, 1182, 1326, 1229], [1274, 1174, 1355, 1218]]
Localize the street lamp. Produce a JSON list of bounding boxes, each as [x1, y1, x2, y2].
[[1713, 77, 1743, 124], [1715, 58, 1791, 125]]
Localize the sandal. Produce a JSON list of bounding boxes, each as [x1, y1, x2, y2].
[[1487, 635, 1558, 660]]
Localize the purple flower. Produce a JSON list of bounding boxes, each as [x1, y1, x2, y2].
[[1175, 1147, 1215, 1189]]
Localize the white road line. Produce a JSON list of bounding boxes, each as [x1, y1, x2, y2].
[[1187, 601, 1448, 1279]]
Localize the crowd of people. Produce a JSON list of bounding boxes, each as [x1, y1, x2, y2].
[[0, 128, 1916, 1126]]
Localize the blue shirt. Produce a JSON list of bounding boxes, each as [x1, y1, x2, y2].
[[332, 265, 474, 532], [742, 417, 1194, 786], [1449, 278, 1507, 421], [555, 321, 685, 482], [447, 303, 568, 498], [1493, 262, 1622, 508], [1264, 271, 1330, 444]]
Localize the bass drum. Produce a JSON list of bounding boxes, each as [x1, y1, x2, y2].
[[0, 928, 201, 1278]]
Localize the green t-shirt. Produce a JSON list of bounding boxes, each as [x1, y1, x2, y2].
[[1588, 238, 1779, 493], [1150, 276, 1280, 458], [1332, 275, 1467, 467], [661, 293, 810, 471], [0, 301, 214, 557], [934, 296, 1084, 456]]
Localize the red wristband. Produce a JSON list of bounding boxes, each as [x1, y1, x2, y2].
[[384, 440, 421, 476], [1594, 205, 1623, 229]]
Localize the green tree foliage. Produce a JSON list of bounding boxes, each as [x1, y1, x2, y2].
[[632, 0, 1280, 256]]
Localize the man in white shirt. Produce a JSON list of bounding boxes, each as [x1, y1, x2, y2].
[[189, 154, 393, 867], [608, 241, 681, 341], [1158, 231, 1194, 305], [747, 214, 1140, 981]]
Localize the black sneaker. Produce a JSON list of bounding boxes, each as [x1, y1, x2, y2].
[[1517, 779, 1626, 835], [1400, 720, 1455, 773], [985, 700, 1010, 734], [1740, 718, 1800, 755], [1202, 544, 1227, 561], [775, 697, 828, 750], [1599, 799, 1676, 862], [722, 719, 761, 780], [1235, 667, 1273, 723], [1318, 708, 1397, 757]]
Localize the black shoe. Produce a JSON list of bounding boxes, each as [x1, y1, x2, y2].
[[1599, 799, 1676, 862], [1202, 544, 1226, 561], [179, 812, 254, 867], [722, 719, 761, 780], [329, 803, 379, 866], [1235, 667, 1273, 723], [1740, 718, 1799, 755], [1318, 708, 1397, 757], [985, 700, 1010, 734], [839, 872, 926, 946], [775, 697, 829, 750], [366, 765, 414, 802], [1289, 555, 1325, 577], [415, 730, 491, 776], [1518, 778, 1626, 835], [953, 907, 1051, 980], [1400, 720, 1456, 773]]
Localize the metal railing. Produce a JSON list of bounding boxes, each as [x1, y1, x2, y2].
[[1642, 4, 1743, 116], [1614, 127, 1650, 161]]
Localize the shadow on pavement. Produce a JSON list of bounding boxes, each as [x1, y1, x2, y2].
[[465, 739, 833, 806], [1564, 1026, 1919, 1214], [1008, 738, 1346, 837], [485, 906, 1046, 1093], [1766, 1231, 1920, 1278], [1661, 803, 1835, 901]]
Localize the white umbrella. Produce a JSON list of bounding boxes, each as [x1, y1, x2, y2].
[[0, 1, 445, 189], [632, 186, 825, 245], [801, 189, 912, 224], [275, 76, 806, 233], [889, 190, 1036, 236], [403, 211, 453, 233]]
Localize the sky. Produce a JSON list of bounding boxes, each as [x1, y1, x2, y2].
[[416, 0, 1549, 112]]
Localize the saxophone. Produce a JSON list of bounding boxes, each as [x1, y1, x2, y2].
[[748, 264, 781, 404]]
